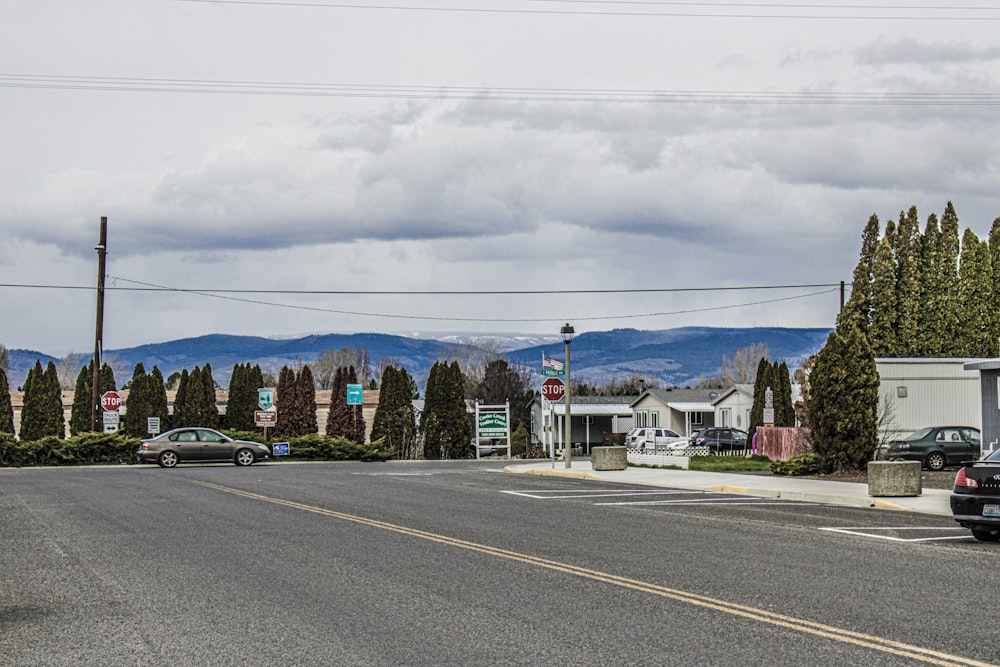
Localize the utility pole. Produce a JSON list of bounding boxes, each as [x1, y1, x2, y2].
[[90, 217, 107, 432]]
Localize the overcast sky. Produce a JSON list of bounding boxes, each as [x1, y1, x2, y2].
[[2, 0, 1000, 357]]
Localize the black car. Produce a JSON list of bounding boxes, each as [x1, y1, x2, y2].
[[951, 449, 1000, 541], [689, 427, 748, 453], [877, 426, 981, 471]]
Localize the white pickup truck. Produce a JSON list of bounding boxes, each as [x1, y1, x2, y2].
[[624, 427, 688, 451]]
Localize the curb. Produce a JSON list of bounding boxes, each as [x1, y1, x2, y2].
[[503, 466, 601, 480]]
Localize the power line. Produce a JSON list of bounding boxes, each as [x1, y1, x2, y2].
[[174, 0, 1000, 20], [2, 74, 998, 105], [0, 277, 841, 323]]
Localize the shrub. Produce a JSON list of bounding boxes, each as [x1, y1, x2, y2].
[[0, 432, 140, 467], [280, 434, 391, 462], [770, 453, 823, 476]]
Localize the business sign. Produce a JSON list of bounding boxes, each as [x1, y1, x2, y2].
[[101, 391, 122, 412], [346, 384, 363, 405], [477, 411, 508, 438], [255, 410, 278, 427], [258, 388, 275, 411]]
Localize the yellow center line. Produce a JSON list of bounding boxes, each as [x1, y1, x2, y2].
[[191, 480, 995, 667]]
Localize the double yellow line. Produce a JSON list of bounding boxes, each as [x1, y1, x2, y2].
[[192, 480, 994, 667]]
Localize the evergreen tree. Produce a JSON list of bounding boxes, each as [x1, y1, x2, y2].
[[100, 363, 117, 393], [421, 362, 447, 459], [775, 362, 795, 427], [148, 366, 169, 434], [917, 214, 946, 356], [894, 206, 922, 356], [200, 364, 219, 428], [173, 369, 191, 427], [371, 365, 417, 459], [345, 365, 366, 443], [275, 365, 310, 438], [839, 214, 880, 333], [22, 361, 65, 441], [471, 358, 531, 431], [44, 361, 66, 439], [869, 236, 897, 356], [69, 361, 93, 435], [989, 217, 1000, 347], [747, 357, 773, 442], [957, 230, 996, 357], [226, 363, 258, 432], [938, 202, 962, 355], [297, 365, 318, 436], [807, 325, 879, 472], [326, 367, 351, 438], [124, 363, 150, 437], [0, 369, 14, 434]]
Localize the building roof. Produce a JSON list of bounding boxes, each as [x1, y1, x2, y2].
[[630, 387, 719, 409]]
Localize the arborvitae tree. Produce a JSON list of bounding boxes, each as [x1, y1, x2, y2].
[[149, 366, 169, 434], [0, 369, 14, 434], [808, 325, 879, 472], [19, 361, 42, 440], [423, 361, 471, 460], [917, 213, 946, 356], [297, 365, 318, 436], [69, 361, 93, 435], [747, 357, 772, 442], [100, 363, 117, 393], [124, 363, 150, 437], [22, 361, 65, 441], [275, 365, 303, 438], [371, 365, 417, 459], [989, 217, 1000, 347], [326, 366, 351, 438], [840, 214, 880, 333], [893, 206, 922, 356], [938, 202, 962, 355], [775, 362, 795, 427], [957, 230, 996, 357], [200, 364, 219, 428], [869, 236, 897, 356], [43, 361, 66, 439], [226, 363, 257, 431], [173, 368, 191, 427]]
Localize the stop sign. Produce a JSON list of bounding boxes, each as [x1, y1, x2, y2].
[[540, 377, 565, 402], [101, 390, 122, 412]]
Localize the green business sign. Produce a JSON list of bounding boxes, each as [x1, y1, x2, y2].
[[478, 412, 508, 436]]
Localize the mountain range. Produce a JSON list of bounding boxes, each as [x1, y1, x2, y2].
[[5, 327, 832, 391]]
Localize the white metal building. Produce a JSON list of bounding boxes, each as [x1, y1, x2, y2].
[[875, 358, 982, 438]]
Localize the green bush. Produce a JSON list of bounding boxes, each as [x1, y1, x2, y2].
[[0, 432, 140, 467], [689, 455, 773, 472], [769, 453, 822, 476], [279, 434, 391, 462]]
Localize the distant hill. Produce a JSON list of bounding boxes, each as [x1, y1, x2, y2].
[[6, 327, 830, 390]]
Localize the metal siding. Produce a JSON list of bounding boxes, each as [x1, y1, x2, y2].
[[981, 370, 1000, 451]]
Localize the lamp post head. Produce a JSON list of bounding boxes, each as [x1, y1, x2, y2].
[[560, 323, 576, 343]]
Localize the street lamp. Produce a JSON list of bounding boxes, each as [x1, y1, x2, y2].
[[560, 323, 575, 469]]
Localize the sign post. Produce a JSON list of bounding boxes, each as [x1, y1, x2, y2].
[[474, 400, 512, 459], [258, 388, 276, 439]]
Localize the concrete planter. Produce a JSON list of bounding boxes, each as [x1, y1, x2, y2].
[[591, 446, 627, 471], [867, 460, 922, 497]]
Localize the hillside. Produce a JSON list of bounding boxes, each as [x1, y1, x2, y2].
[[6, 327, 830, 390]]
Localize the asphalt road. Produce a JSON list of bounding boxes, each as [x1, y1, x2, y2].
[[2, 460, 998, 666]]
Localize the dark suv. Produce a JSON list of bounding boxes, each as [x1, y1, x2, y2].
[[690, 427, 749, 453]]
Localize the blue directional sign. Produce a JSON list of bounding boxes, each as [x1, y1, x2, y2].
[[273, 442, 290, 456], [346, 384, 363, 405]]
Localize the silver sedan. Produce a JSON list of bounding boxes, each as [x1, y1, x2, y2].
[[137, 427, 272, 468]]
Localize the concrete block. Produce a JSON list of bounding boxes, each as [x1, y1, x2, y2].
[[867, 460, 922, 497], [591, 446, 628, 471]]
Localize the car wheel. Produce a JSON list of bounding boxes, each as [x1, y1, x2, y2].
[[925, 451, 946, 471], [971, 527, 1000, 542], [234, 448, 255, 467], [158, 451, 179, 468]]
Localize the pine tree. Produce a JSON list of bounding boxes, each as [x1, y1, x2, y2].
[[0, 369, 14, 434], [69, 361, 93, 435], [957, 229, 995, 357], [869, 236, 897, 356], [100, 363, 117, 393], [420, 362, 446, 459]]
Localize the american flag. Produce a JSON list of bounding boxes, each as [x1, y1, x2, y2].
[[542, 353, 564, 371]]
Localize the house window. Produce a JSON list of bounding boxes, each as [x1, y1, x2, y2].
[[636, 410, 648, 427], [691, 412, 704, 425], [720, 408, 731, 427], [897, 386, 908, 398], [651, 411, 660, 427]]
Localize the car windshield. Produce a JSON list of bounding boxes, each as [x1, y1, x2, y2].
[[664, 429, 680, 437], [986, 449, 1000, 462], [902, 428, 934, 441]]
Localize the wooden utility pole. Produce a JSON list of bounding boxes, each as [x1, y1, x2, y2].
[[90, 217, 107, 432]]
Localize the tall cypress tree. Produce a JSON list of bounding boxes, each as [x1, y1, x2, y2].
[[371, 366, 417, 459], [420, 362, 445, 459], [200, 364, 219, 428], [23, 361, 65, 441], [173, 369, 191, 428], [747, 357, 772, 442], [298, 365, 318, 436], [958, 230, 995, 357], [840, 214, 880, 334], [869, 236, 897, 356], [274, 365, 299, 438], [226, 363, 254, 431], [326, 367, 350, 438], [917, 214, 946, 356], [149, 366, 169, 434], [69, 361, 93, 435], [989, 217, 1000, 348], [346, 365, 366, 443], [894, 206, 921, 356], [938, 202, 962, 355], [775, 362, 795, 427], [124, 363, 150, 437], [0, 369, 14, 434]]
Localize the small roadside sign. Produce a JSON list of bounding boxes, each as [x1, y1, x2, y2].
[[101, 391, 122, 412], [258, 388, 275, 411], [147, 416, 161, 435], [273, 442, 290, 456], [346, 384, 363, 405], [255, 410, 278, 427], [103, 411, 119, 433]]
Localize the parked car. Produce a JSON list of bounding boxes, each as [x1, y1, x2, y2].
[[137, 427, 272, 468], [951, 448, 1000, 541], [624, 427, 687, 451], [472, 439, 497, 457], [689, 427, 748, 453], [876, 426, 981, 471]]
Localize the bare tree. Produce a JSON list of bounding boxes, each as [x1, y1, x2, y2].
[[440, 338, 505, 394], [721, 342, 771, 385], [56, 353, 87, 390], [0, 343, 8, 374]]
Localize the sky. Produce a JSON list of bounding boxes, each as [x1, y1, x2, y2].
[[2, 0, 1000, 357]]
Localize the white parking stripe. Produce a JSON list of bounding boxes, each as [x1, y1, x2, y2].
[[819, 527, 969, 542], [501, 489, 693, 500]]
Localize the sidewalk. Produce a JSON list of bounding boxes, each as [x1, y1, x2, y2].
[[504, 460, 953, 516]]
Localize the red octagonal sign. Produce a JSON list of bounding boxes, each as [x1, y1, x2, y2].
[[540, 377, 565, 402], [101, 390, 122, 412]]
